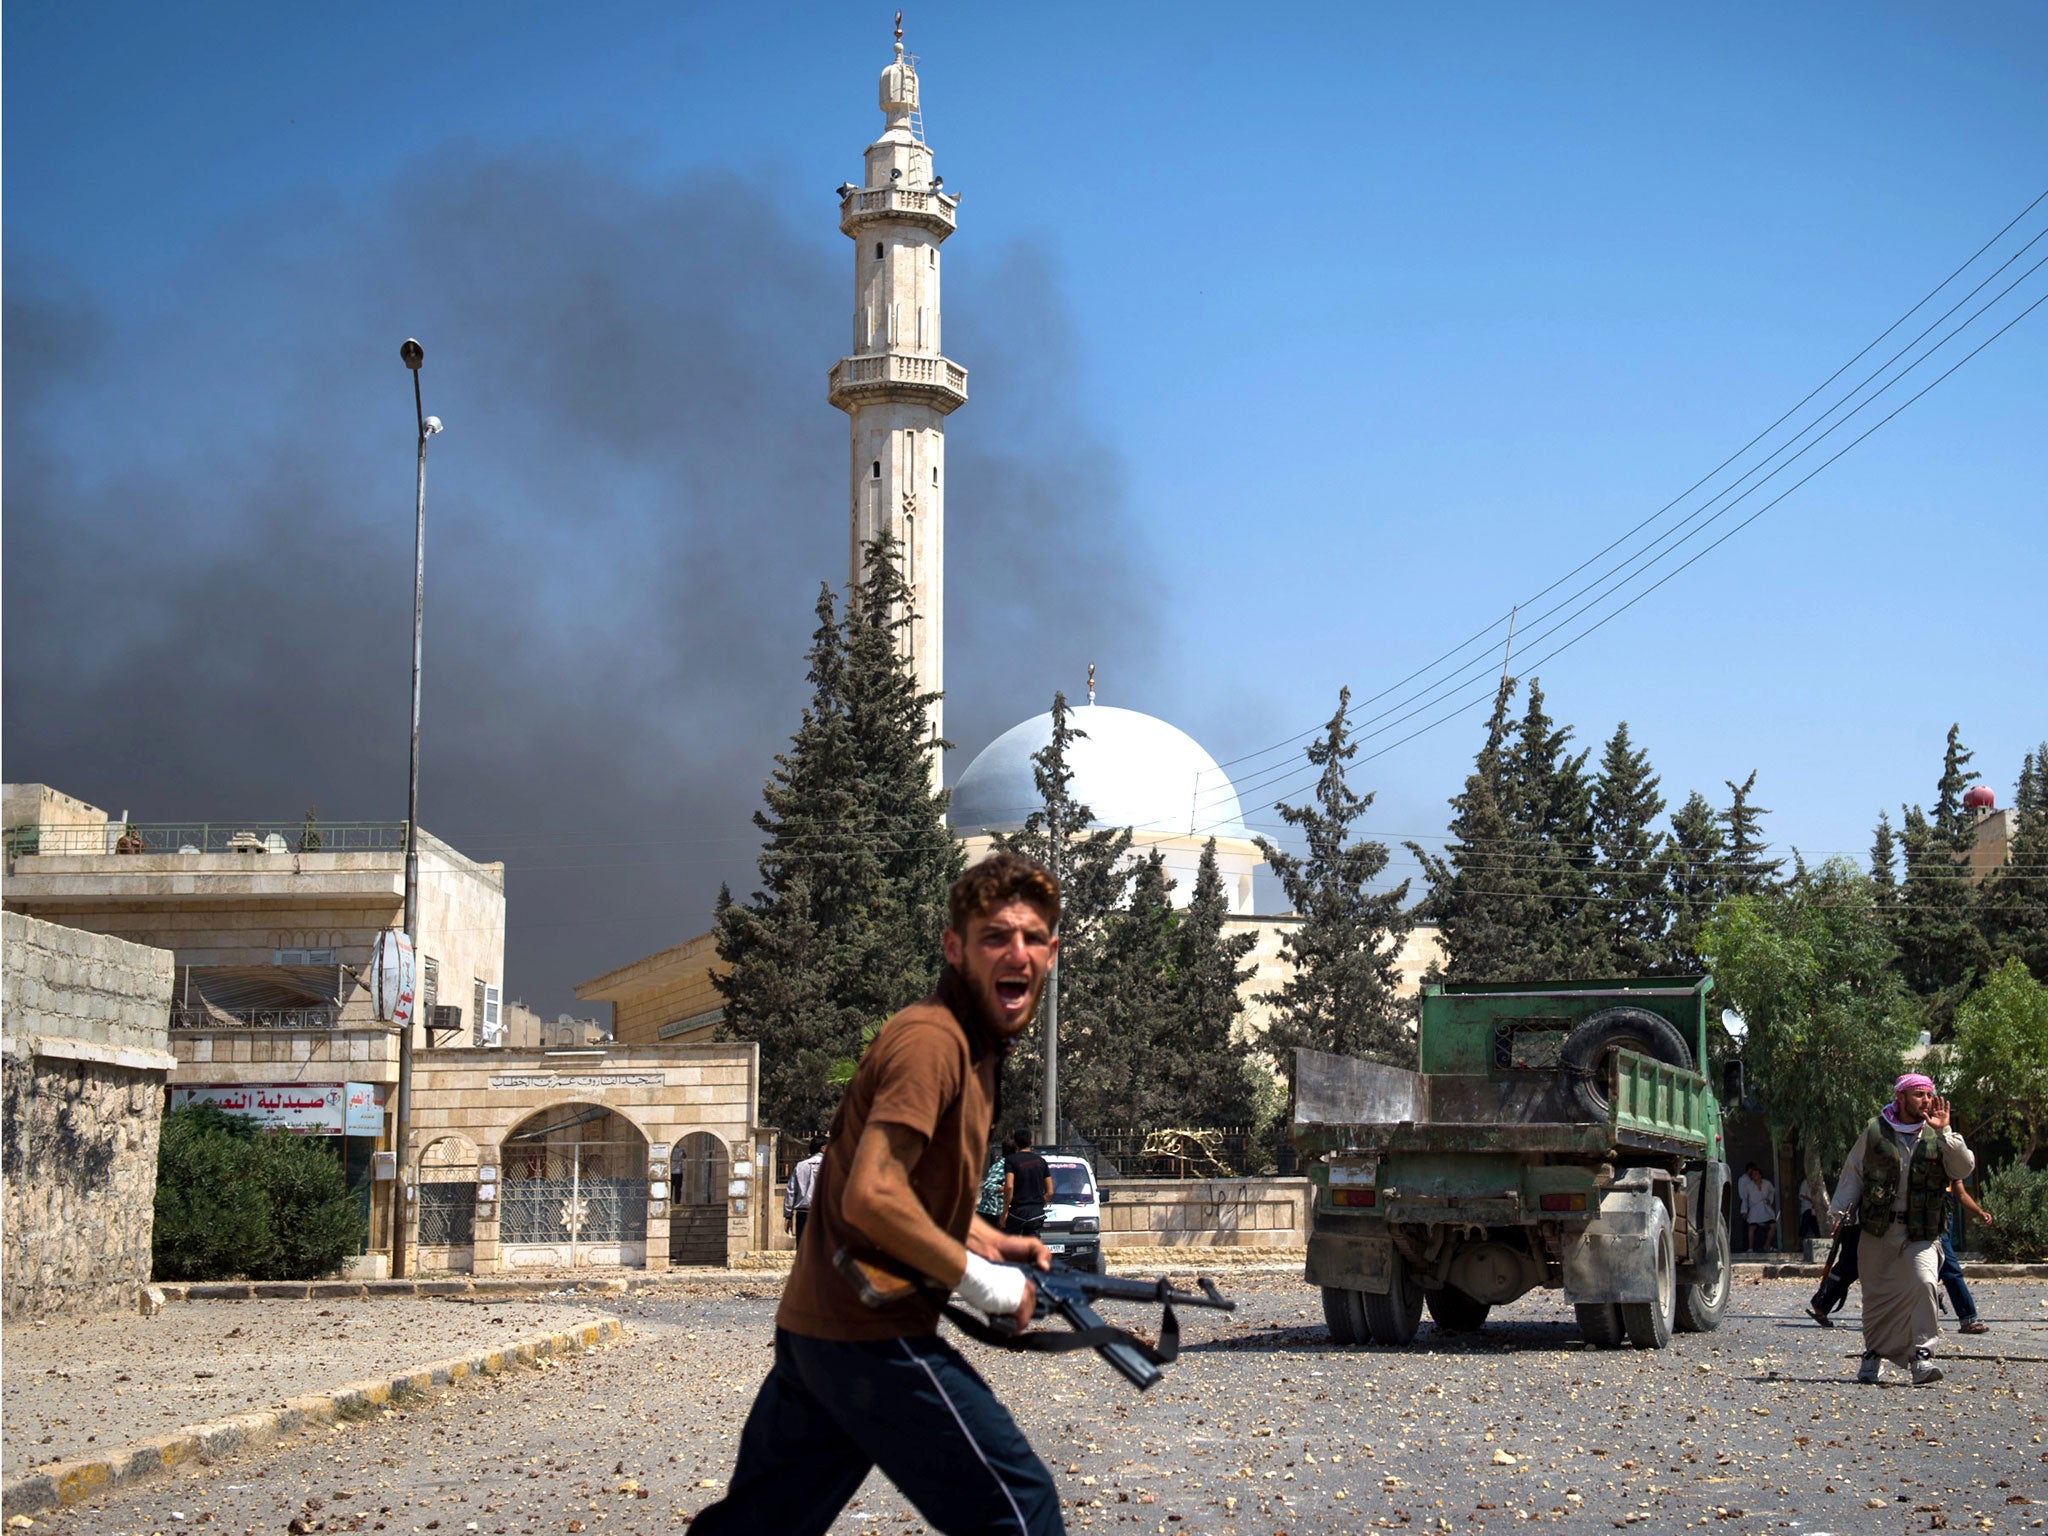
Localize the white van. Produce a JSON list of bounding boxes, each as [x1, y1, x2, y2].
[[1039, 1153, 1103, 1272]]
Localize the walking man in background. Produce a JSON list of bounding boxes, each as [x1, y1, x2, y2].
[[1939, 1177, 1995, 1335], [1831, 1074, 1976, 1385], [1002, 1128, 1054, 1240], [1798, 1166, 1831, 1244], [784, 1134, 827, 1247], [691, 853, 1066, 1535], [1739, 1161, 1779, 1252]]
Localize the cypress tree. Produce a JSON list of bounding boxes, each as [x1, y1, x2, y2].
[[1983, 744, 2048, 980], [1413, 678, 1538, 982], [715, 535, 960, 1132], [994, 689, 1134, 1130], [1897, 725, 1993, 1009], [1870, 810, 1900, 918], [1720, 771, 1783, 896], [1506, 679, 1602, 977], [1164, 839, 1262, 1126], [1256, 688, 1416, 1068], [1659, 790, 1726, 972], [1063, 850, 1181, 1127], [1588, 721, 1669, 975]]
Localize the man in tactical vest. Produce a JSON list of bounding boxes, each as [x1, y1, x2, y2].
[[1828, 1073, 1975, 1385]]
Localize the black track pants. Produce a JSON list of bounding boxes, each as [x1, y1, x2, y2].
[[689, 1326, 1065, 1536]]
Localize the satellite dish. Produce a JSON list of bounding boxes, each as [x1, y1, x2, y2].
[[1720, 1007, 1748, 1045], [372, 930, 416, 1027]]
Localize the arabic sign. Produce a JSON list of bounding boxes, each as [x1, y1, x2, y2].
[[172, 1081, 386, 1136]]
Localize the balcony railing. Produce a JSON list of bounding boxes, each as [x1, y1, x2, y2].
[[838, 186, 958, 235], [173, 1004, 346, 1031], [827, 351, 968, 410], [8, 821, 409, 857]]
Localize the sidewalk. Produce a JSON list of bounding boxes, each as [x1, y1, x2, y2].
[[1, 1288, 624, 1516]]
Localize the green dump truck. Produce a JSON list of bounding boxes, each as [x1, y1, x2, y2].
[[1294, 976, 1735, 1350]]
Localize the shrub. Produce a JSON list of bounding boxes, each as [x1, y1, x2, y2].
[[154, 1104, 272, 1281], [253, 1132, 364, 1280], [153, 1104, 366, 1280], [1978, 1161, 2048, 1263]]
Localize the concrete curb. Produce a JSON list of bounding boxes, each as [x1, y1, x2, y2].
[[159, 1277, 634, 1302], [1758, 1261, 2048, 1280], [0, 1316, 623, 1518]]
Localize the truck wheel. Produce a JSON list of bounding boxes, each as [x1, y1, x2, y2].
[[1425, 1285, 1491, 1334], [1677, 1205, 1731, 1333], [1621, 1217, 1677, 1349], [1322, 1285, 1365, 1345], [1557, 1006, 1694, 1122], [1361, 1252, 1424, 1345], [1575, 1302, 1626, 1347]]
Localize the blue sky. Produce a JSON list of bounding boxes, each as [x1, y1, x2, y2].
[[6, 2, 2044, 1009]]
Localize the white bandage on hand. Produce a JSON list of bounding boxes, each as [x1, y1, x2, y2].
[[956, 1252, 1029, 1318]]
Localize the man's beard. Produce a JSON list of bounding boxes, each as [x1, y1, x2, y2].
[[961, 960, 1041, 1042]]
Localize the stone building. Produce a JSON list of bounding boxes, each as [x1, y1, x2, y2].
[[404, 1042, 765, 1274], [3, 783, 507, 1272], [575, 930, 725, 1047], [2, 912, 176, 1317]]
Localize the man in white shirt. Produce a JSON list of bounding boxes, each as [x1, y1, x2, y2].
[[784, 1135, 828, 1246], [1738, 1162, 1778, 1253]]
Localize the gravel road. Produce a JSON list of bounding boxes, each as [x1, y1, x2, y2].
[[30, 1276, 2048, 1535]]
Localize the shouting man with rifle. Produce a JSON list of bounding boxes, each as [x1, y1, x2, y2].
[[692, 853, 1070, 1535]]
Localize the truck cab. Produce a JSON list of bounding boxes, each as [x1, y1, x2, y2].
[[1296, 976, 1734, 1350]]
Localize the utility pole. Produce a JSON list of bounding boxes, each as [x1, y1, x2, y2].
[[392, 338, 442, 1279]]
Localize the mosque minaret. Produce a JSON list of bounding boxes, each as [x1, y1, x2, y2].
[[828, 16, 964, 763]]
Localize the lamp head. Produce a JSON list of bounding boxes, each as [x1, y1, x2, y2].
[[422, 415, 443, 436], [400, 339, 425, 370]]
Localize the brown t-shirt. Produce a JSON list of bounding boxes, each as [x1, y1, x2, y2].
[[775, 972, 999, 1342]]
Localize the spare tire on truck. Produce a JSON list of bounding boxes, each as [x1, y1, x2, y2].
[[1557, 1006, 1693, 1122]]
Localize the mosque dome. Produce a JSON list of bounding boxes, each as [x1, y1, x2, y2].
[[950, 704, 1251, 842]]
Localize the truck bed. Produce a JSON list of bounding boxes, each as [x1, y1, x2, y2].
[[1292, 1048, 1712, 1160]]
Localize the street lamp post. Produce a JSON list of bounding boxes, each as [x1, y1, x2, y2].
[[392, 338, 441, 1279]]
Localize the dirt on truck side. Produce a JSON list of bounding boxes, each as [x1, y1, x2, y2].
[[1294, 976, 1737, 1351]]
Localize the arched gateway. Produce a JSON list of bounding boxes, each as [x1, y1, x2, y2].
[[497, 1103, 649, 1268]]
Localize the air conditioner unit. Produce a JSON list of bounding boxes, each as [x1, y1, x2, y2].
[[430, 1005, 464, 1038]]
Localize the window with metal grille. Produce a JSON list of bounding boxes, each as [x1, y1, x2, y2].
[[273, 947, 335, 966]]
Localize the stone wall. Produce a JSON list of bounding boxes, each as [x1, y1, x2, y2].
[[2, 912, 176, 1318], [1098, 1177, 1311, 1249]]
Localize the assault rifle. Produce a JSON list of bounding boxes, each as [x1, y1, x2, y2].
[[836, 1249, 1236, 1392]]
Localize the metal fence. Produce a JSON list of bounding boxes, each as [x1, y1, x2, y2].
[[499, 1176, 648, 1245], [417, 1181, 476, 1246], [171, 1005, 343, 1031], [7, 820, 409, 857]]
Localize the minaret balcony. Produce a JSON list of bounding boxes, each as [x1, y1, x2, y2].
[[839, 186, 958, 239], [829, 351, 968, 414]]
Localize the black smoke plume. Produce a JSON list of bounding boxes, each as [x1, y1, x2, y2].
[[2, 147, 1161, 1011]]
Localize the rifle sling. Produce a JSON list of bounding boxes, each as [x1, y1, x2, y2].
[[939, 1300, 1182, 1367]]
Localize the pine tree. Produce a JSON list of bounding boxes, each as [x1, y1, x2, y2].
[[1163, 839, 1262, 1126], [1719, 771, 1782, 896], [1256, 688, 1416, 1068], [1507, 679, 1602, 977], [1413, 678, 1539, 982], [1587, 722, 1669, 974], [1897, 724, 1993, 1010], [1983, 743, 2048, 980], [994, 689, 1134, 1131], [1659, 790, 1726, 972], [714, 535, 960, 1132]]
